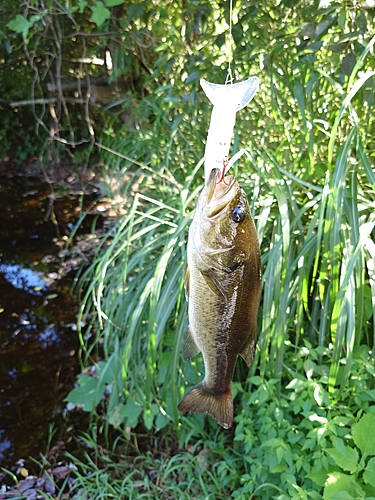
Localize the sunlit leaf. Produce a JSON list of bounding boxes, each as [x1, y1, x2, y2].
[[364, 458, 375, 487], [352, 413, 375, 459], [6, 15, 31, 39], [323, 472, 360, 499], [91, 2, 110, 27], [325, 437, 359, 474]]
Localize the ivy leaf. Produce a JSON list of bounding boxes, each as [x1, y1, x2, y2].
[[155, 412, 169, 430], [108, 401, 142, 428], [65, 375, 105, 412], [6, 14, 43, 40], [78, 1, 88, 14], [6, 15, 32, 40], [96, 359, 117, 385], [364, 457, 375, 487], [106, 0, 124, 6], [119, 399, 142, 428], [29, 14, 43, 25], [352, 413, 375, 460], [91, 2, 111, 28]]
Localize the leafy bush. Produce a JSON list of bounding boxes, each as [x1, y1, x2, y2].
[[233, 343, 375, 499], [62, 344, 375, 499]]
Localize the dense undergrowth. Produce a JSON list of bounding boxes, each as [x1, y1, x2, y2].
[[2, 0, 375, 498], [65, 347, 375, 499]]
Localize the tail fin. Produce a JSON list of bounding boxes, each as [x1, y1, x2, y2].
[[200, 77, 259, 111], [178, 383, 233, 429]]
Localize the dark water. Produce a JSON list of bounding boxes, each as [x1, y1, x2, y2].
[[0, 175, 98, 472]]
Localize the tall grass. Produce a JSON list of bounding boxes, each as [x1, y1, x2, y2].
[[69, 5, 375, 437], [252, 127, 375, 396], [75, 108, 207, 429], [74, 88, 375, 436]]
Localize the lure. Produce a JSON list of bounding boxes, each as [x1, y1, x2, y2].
[[200, 76, 259, 183]]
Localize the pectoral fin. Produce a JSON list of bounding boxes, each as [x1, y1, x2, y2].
[[182, 327, 200, 361], [201, 268, 227, 301], [239, 339, 256, 367]]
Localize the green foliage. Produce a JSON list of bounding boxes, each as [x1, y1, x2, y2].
[[230, 343, 375, 499], [59, 0, 375, 434], [1, 0, 222, 162], [6, 14, 42, 40], [90, 2, 111, 28], [70, 147, 203, 430], [62, 344, 375, 499], [2, 0, 375, 495], [323, 412, 375, 499]]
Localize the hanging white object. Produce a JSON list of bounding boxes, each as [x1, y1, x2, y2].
[[200, 76, 259, 183]]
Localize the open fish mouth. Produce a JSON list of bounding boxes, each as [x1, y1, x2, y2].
[[205, 170, 238, 218]]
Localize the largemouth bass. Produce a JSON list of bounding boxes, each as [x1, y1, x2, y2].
[[178, 168, 262, 429]]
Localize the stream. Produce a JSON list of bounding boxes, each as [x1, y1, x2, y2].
[[0, 172, 100, 475]]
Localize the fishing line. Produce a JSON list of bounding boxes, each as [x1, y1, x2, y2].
[[225, 0, 234, 84]]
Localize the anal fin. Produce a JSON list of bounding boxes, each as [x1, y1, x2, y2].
[[182, 327, 200, 361], [239, 339, 256, 367]]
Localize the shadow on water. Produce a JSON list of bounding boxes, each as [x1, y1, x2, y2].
[[0, 174, 100, 473]]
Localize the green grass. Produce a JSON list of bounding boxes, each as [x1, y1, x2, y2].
[[62, 344, 375, 499], [65, 58, 375, 494]]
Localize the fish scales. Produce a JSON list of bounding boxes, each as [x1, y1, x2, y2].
[[178, 168, 262, 429]]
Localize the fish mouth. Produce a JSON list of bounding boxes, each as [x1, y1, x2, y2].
[[205, 169, 238, 218]]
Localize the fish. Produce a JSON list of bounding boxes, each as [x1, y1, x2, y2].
[[178, 167, 262, 429]]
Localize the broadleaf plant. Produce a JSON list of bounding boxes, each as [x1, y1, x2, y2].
[[323, 412, 375, 499]]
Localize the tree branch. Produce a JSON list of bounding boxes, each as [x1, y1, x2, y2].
[[9, 98, 87, 107]]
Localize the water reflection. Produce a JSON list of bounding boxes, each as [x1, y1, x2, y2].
[[0, 263, 46, 294], [0, 174, 99, 473], [0, 430, 12, 462]]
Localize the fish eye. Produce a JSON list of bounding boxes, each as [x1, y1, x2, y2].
[[230, 205, 246, 223]]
